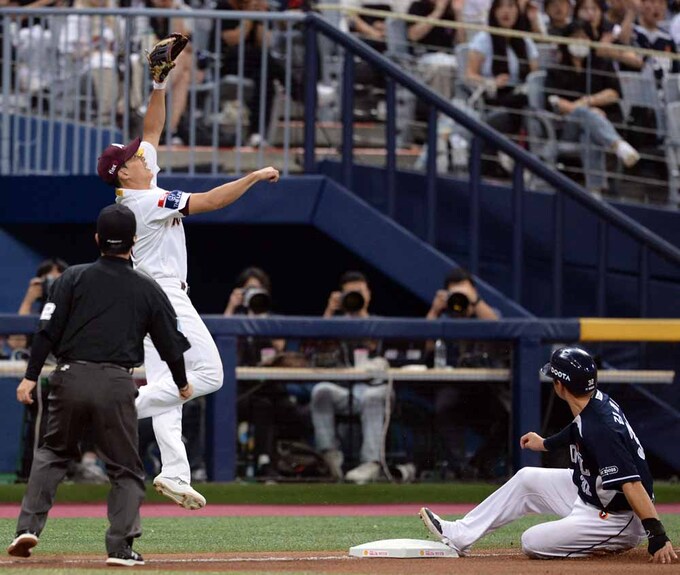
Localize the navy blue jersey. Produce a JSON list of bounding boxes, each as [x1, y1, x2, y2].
[[567, 390, 654, 512], [633, 25, 680, 82]]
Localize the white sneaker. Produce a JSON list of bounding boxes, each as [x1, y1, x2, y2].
[[153, 476, 206, 510], [418, 508, 465, 556], [7, 532, 38, 558], [345, 461, 381, 484], [322, 449, 344, 480], [615, 140, 640, 168]]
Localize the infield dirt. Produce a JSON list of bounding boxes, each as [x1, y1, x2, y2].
[[0, 548, 676, 573]]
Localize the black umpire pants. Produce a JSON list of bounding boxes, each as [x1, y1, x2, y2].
[[17, 362, 145, 554]]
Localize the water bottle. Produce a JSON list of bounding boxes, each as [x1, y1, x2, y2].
[[434, 338, 447, 368]]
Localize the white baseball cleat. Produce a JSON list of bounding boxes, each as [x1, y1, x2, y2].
[[7, 532, 39, 558], [153, 476, 206, 510], [419, 507, 467, 556]]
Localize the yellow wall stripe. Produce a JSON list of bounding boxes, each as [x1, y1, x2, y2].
[[580, 318, 680, 342]]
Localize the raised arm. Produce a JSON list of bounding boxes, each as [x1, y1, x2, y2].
[[143, 33, 190, 147], [622, 481, 677, 564], [143, 88, 167, 149], [186, 167, 279, 215]]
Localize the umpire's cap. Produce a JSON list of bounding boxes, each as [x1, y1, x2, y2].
[[97, 204, 136, 253], [97, 138, 141, 185], [541, 347, 597, 395]]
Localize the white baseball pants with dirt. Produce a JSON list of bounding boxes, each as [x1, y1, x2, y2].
[[440, 467, 645, 557], [136, 279, 223, 483], [310, 382, 388, 463]]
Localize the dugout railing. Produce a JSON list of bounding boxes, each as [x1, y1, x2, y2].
[[1, 313, 677, 481]]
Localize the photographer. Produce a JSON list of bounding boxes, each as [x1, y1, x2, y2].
[[309, 271, 390, 484], [426, 267, 510, 479], [224, 266, 285, 364], [224, 267, 311, 479], [18, 258, 68, 317]]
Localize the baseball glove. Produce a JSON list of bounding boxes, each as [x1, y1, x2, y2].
[[146, 33, 190, 84]]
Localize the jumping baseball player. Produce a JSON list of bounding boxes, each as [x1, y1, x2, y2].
[[96, 34, 279, 509], [420, 347, 677, 564]]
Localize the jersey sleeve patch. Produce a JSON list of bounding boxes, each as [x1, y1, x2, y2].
[[40, 302, 56, 321], [158, 190, 183, 210]]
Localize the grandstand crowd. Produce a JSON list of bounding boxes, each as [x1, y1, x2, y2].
[[2, 0, 680, 198]]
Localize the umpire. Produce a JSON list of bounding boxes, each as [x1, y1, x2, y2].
[[8, 204, 193, 567]]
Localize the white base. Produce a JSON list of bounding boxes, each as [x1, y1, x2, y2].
[[349, 538, 459, 558]]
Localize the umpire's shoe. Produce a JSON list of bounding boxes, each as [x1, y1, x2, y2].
[[153, 475, 206, 510], [7, 531, 38, 558], [419, 507, 464, 556], [106, 547, 145, 567]]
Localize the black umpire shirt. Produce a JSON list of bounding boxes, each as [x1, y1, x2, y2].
[[25, 256, 190, 381]]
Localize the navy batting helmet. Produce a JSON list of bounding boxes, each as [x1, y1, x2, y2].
[[541, 347, 597, 395]]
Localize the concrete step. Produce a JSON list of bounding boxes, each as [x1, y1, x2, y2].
[[157, 144, 422, 173], [268, 121, 390, 148]]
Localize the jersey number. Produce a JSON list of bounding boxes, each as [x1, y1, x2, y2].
[[609, 400, 646, 460]]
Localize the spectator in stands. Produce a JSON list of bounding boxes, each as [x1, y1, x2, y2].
[[457, 0, 491, 41], [215, 0, 292, 147], [575, 0, 644, 68], [516, 0, 546, 34], [466, 0, 539, 174], [425, 267, 510, 479], [12, 0, 64, 95], [606, 0, 638, 45], [58, 0, 121, 124], [341, 0, 403, 51], [633, 0, 680, 84], [544, 0, 572, 35], [407, 0, 461, 100], [147, 0, 199, 145], [546, 19, 640, 193], [671, 10, 680, 49], [309, 271, 390, 484], [0, 335, 29, 360], [225, 267, 311, 479]]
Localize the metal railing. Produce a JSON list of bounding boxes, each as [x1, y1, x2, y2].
[[3, 5, 680, 203], [303, 12, 680, 321], [0, 6, 306, 176], [2, 313, 677, 480]]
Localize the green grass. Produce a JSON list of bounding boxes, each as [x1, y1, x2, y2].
[[0, 481, 678, 504], [1, 515, 679, 555]]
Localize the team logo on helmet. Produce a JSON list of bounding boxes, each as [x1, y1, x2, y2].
[[549, 366, 571, 381]]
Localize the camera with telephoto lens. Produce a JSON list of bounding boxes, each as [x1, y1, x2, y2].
[[341, 290, 365, 313], [446, 291, 470, 317], [243, 288, 271, 315]]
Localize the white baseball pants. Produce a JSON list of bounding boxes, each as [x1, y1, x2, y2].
[[439, 467, 644, 558], [136, 279, 223, 483]]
